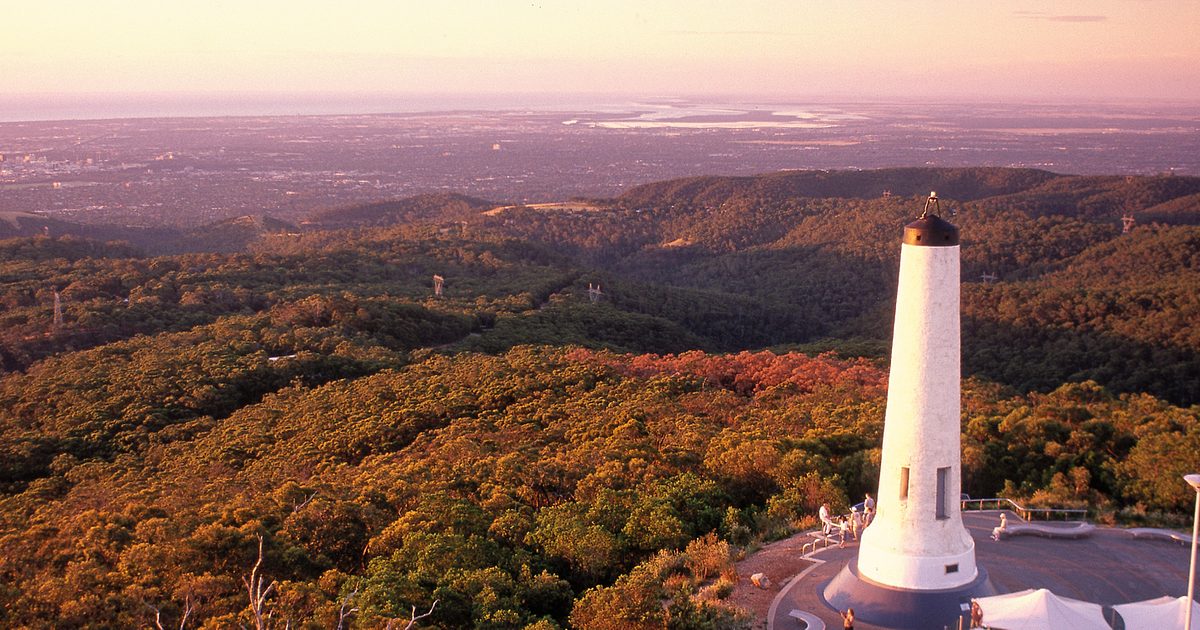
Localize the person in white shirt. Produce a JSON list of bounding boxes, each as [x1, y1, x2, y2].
[[991, 513, 1008, 540]]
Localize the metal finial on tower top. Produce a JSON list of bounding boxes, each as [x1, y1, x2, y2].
[[920, 191, 939, 219], [905, 191, 959, 247]]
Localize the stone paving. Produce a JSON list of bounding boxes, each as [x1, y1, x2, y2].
[[768, 511, 1195, 630]]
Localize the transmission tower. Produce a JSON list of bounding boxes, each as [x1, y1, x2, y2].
[[587, 283, 604, 303], [882, 190, 893, 199], [432, 275, 444, 297], [53, 290, 63, 328], [1121, 214, 1135, 234], [980, 273, 998, 284]]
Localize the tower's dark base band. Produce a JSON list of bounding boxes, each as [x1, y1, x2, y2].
[[822, 559, 996, 629]]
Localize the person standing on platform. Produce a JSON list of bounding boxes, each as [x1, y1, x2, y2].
[[863, 493, 876, 525], [849, 507, 863, 541]]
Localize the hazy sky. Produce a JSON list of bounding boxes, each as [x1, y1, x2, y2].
[[4, 0, 1198, 101]]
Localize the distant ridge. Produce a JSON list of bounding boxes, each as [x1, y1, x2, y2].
[[1050, 224, 1200, 285], [1141, 192, 1200, 224], [172, 214, 300, 253], [0, 210, 177, 252], [616, 167, 1062, 208], [0, 233, 142, 262], [0, 212, 308, 256], [982, 174, 1200, 219], [298, 169, 1200, 235], [296, 168, 1068, 233], [306, 192, 496, 228]]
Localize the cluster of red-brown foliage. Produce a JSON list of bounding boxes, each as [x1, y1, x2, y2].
[[566, 348, 887, 396]]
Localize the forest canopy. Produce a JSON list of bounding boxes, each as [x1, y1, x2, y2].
[[1, 167, 1198, 628]]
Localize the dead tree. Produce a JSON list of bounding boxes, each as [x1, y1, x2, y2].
[[144, 592, 193, 630], [243, 534, 277, 630], [384, 600, 438, 630], [334, 589, 358, 630], [292, 492, 316, 513], [145, 603, 166, 630]]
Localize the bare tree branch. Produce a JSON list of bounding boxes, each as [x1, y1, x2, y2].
[[178, 591, 194, 630], [144, 589, 194, 630], [404, 600, 438, 630], [242, 534, 277, 630], [292, 492, 317, 513], [144, 602, 165, 630], [334, 588, 358, 630], [383, 599, 438, 630]]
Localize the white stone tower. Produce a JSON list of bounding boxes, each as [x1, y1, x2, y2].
[[856, 191, 976, 589], [823, 193, 992, 629]]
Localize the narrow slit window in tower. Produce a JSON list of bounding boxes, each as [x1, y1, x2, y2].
[[899, 467, 910, 501], [936, 467, 949, 519]]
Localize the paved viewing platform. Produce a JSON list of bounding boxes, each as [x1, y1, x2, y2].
[[768, 511, 1195, 630]]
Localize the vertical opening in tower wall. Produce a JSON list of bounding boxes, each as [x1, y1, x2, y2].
[[899, 467, 910, 500], [936, 467, 949, 519]]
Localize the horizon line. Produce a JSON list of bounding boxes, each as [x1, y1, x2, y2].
[[4, 90, 1200, 104]]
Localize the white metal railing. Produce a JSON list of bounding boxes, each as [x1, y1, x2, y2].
[[961, 497, 1088, 521]]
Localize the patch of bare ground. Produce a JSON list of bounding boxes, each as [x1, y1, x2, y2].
[[725, 532, 819, 629]]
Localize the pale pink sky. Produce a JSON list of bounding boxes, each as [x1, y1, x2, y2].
[[3, 0, 1198, 101]]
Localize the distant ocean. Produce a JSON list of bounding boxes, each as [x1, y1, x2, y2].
[[0, 92, 636, 123], [6, 93, 1198, 128]]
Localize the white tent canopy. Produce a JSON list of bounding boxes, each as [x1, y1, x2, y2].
[[974, 588, 1109, 630], [1113, 595, 1200, 630]]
